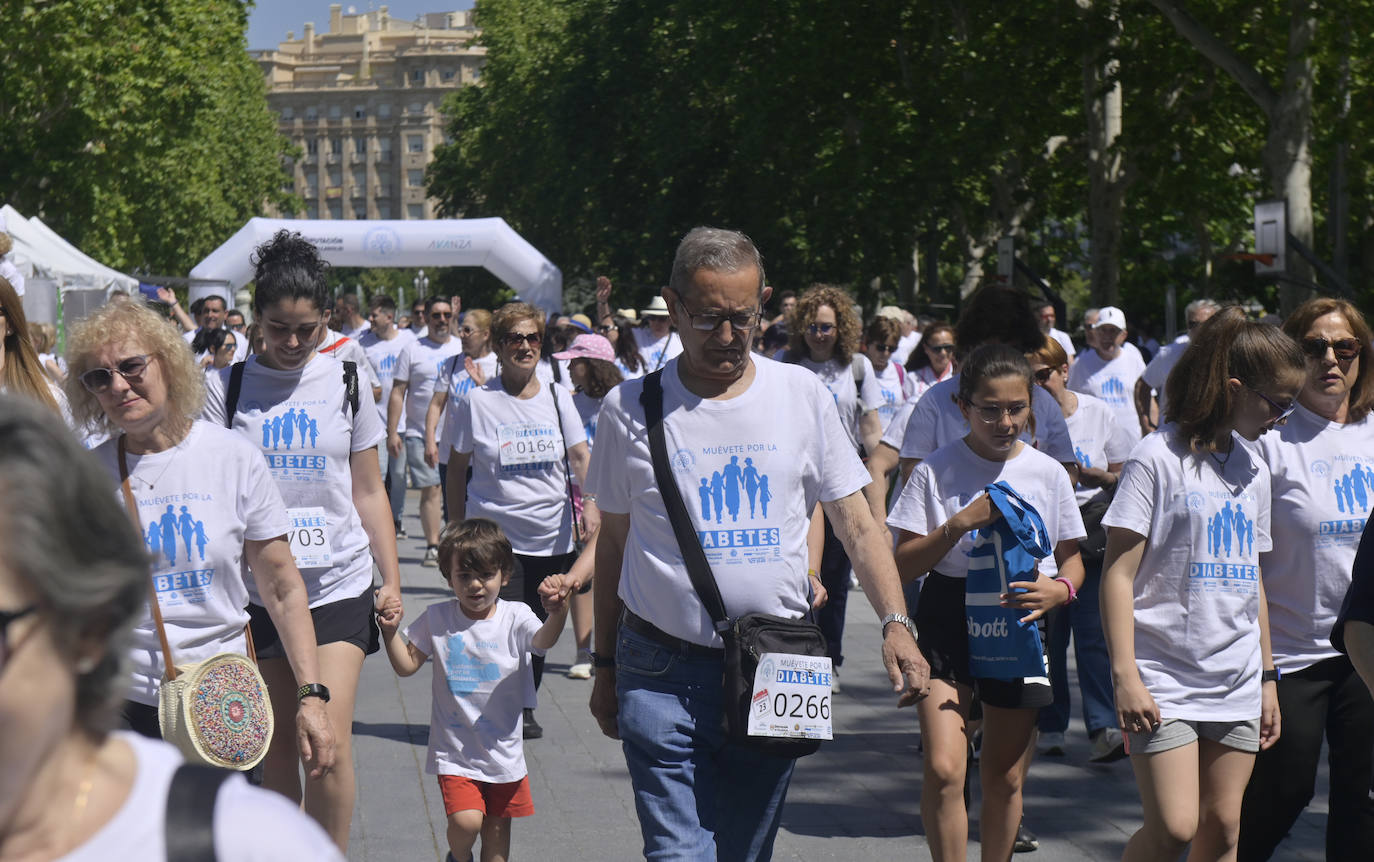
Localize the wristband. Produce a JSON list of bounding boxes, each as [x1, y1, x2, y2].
[[591, 652, 616, 669], [1262, 668, 1280, 683], [1054, 576, 1077, 603], [297, 683, 331, 703]]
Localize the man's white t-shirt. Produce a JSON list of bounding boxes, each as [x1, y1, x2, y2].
[[1102, 425, 1271, 721], [450, 378, 585, 556], [887, 440, 1084, 579], [339, 319, 371, 339], [435, 351, 499, 465], [585, 358, 870, 647], [318, 331, 381, 398], [59, 732, 343, 862], [405, 599, 545, 783], [632, 327, 683, 372], [1064, 392, 1137, 505], [1140, 341, 1187, 417], [94, 423, 288, 705], [796, 354, 885, 453], [898, 374, 1075, 466], [393, 336, 464, 438], [1067, 348, 1146, 443], [204, 354, 385, 607], [870, 359, 916, 432], [1257, 405, 1374, 674], [359, 328, 417, 424], [892, 329, 921, 366]]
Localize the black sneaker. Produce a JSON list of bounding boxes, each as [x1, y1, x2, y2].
[[394, 520, 407, 539], [1014, 819, 1039, 853], [522, 708, 543, 739]]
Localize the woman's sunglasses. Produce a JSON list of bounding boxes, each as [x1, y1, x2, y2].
[[1301, 337, 1362, 362], [79, 355, 150, 393]]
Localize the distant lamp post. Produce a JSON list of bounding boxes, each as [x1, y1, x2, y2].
[[414, 268, 429, 299]]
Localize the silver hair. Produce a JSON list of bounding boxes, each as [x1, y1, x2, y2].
[[0, 396, 148, 736], [1185, 298, 1222, 319], [668, 227, 766, 299]]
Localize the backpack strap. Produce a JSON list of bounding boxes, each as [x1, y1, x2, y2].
[[341, 361, 360, 417], [850, 354, 865, 396], [224, 361, 246, 428], [164, 764, 233, 862], [894, 361, 906, 387]]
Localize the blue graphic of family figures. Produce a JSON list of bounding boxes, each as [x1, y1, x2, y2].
[[1334, 463, 1371, 514], [261, 407, 320, 451], [1207, 500, 1254, 558], [696, 455, 771, 524], [145, 505, 208, 566], [1075, 446, 1093, 469]]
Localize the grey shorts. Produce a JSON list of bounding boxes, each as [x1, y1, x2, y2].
[[403, 435, 441, 488], [1124, 717, 1261, 755]]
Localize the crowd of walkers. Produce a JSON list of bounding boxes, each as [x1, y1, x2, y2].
[[3, 223, 1374, 862]]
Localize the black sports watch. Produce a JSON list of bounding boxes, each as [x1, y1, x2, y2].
[[1261, 668, 1281, 683], [297, 683, 332, 703]]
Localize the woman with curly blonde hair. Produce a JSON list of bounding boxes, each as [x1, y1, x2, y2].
[[785, 283, 885, 686]]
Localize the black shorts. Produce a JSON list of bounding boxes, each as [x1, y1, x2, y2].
[[915, 571, 1052, 710], [248, 584, 380, 660]]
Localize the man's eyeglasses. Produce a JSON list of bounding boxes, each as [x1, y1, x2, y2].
[[676, 301, 761, 333], [501, 332, 542, 348], [964, 400, 1030, 424], [79, 355, 151, 393], [1249, 387, 1297, 423], [1301, 337, 1362, 362], [925, 343, 956, 354], [807, 323, 836, 336], [429, 311, 453, 320], [0, 605, 37, 674]]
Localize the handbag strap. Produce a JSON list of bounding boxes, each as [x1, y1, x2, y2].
[[547, 381, 578, 536], [639, 370, 729, 629], [117, 436, 180, 681], [165, 764, 232, 862]]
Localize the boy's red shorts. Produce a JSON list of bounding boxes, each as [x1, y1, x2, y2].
[[437, 774, 534, 818]]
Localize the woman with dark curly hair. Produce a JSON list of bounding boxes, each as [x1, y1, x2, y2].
[[598, 313, 646, 380]]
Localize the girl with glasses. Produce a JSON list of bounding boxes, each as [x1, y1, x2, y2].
[[1100, 307, 1305, 862], [888, 343, 1086, 862], [1238, 298, 1374, 859]]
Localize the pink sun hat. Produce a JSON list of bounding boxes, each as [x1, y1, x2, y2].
[[552, 333, 615, 362]]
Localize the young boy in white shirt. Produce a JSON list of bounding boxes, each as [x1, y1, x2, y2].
[[377, 519, 571, 862]]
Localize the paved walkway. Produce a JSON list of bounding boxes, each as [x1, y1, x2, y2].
[[346, 492, 1328, 860]]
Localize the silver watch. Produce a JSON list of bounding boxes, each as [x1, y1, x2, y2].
[[879, 612, 918, 642]]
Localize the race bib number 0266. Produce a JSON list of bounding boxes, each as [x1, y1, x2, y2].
[[747, 652, 834, 740]]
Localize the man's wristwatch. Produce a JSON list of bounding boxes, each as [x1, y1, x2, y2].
[[879, 613, 918, 643], [297, 683, 332, 703]]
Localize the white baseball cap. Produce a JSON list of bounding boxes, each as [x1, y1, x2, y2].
[[1093, 306, 1127, 330]]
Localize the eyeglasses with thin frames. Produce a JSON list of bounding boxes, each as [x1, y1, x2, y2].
[[1248, 387, 1297, 423], [964, 400, 1030, 424], [79, 355, 151, 393], [676, 301, 761, 333], [0, 605, 37, 674]]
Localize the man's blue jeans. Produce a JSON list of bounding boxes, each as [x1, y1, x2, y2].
[[1038, 561, 1116, 736], [616, 624, 796, 861]]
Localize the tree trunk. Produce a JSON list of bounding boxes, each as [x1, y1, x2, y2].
[[1085, 9, 1125, 306]]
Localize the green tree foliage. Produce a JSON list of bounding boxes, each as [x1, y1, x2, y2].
[[0, 0, 293, 273]]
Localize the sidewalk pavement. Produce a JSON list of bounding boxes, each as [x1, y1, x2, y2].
[[346, 493, 1328, 860]]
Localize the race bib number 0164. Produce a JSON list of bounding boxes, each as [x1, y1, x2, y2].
[[287, 507, 333, 569], [497, 422, 560, 466], [747, 652, 834, 740]]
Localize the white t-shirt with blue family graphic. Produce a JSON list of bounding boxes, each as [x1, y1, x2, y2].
[[887, 439, 1084, 580], [449, 378, 586, 556], [796, 354, 885, 454], [585, 358, 871, 647], [897, 374, 1076, 467], [870, 358, 916, 432], [94, 422, 290, 706], [632, 327, 683, 372], [392, 335, 464, 438], [1102, 425, 1272, 721], [404, 598, 545, 783], [1257, 405, 1374, 674], [1067, 348, 1146, 444], [1064, 392, 1137, 505], [435, 351, 498, 465], [359, 328, 417, 424], [572, 390, 603, 446], [204, 354, 386, 608]]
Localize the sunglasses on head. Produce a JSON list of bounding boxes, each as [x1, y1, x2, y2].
[[502, 332, 542, 348], [1301, 337, 1362, 362], [79, 355, 150, 393]]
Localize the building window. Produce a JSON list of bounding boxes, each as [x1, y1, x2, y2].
[[328, 104, 341, 119], [354, 137, 367, 154], [441, 68, 455, 82], [378, 203, 392, 219], [407, 169, 424, 188], [378, 103, 392, 118], [305, 106, 318, 120], [328, 170, 342, 188], [353, 204, 368, 220], [330, 138, 342, 154], [281, 107, 294, 120], [407, 135, 424, 153], [409, 101, 423, 115], [306, 139, 319, 154], [352, 169, 366, 188], [407, 204, 424, 220], [328, 201, 343, 220], [410, 69, 424, 83], [354, 105, 366, 119], [306, 173, 319, 189], [379, 137, 393, 153]]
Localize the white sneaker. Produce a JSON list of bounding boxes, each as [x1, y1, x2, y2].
[[830, 668, 841, 693], [1089, 727, 1127, 763], [422, 546, 439, 567], [567, 651, 593, 679], [1038, 731, 1066, 756]]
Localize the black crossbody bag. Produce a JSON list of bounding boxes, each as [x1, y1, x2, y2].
[[640, 370, 828, 759]]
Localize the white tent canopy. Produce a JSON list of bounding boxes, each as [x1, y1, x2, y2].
[[189, 217, 563, 314], [1, 204, 139, 325]]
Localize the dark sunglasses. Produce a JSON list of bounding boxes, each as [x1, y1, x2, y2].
[[502, 332, 542, 348], [807, 323, 835, 336], [871, 343, 899, 353], [1301, 337, 1362, 362], [926, 343, 956, 354], [1034, 367, 1055, 383], [429, 311, 453, 319], [79, 354, 151, 393]]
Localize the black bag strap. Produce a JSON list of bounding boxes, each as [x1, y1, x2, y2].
[[341, 360, 360, 417], [547, 382, 578, 535], [640, 370, 729, 628], [164, 764, 233, 862], [223, 361, 246, 428]]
